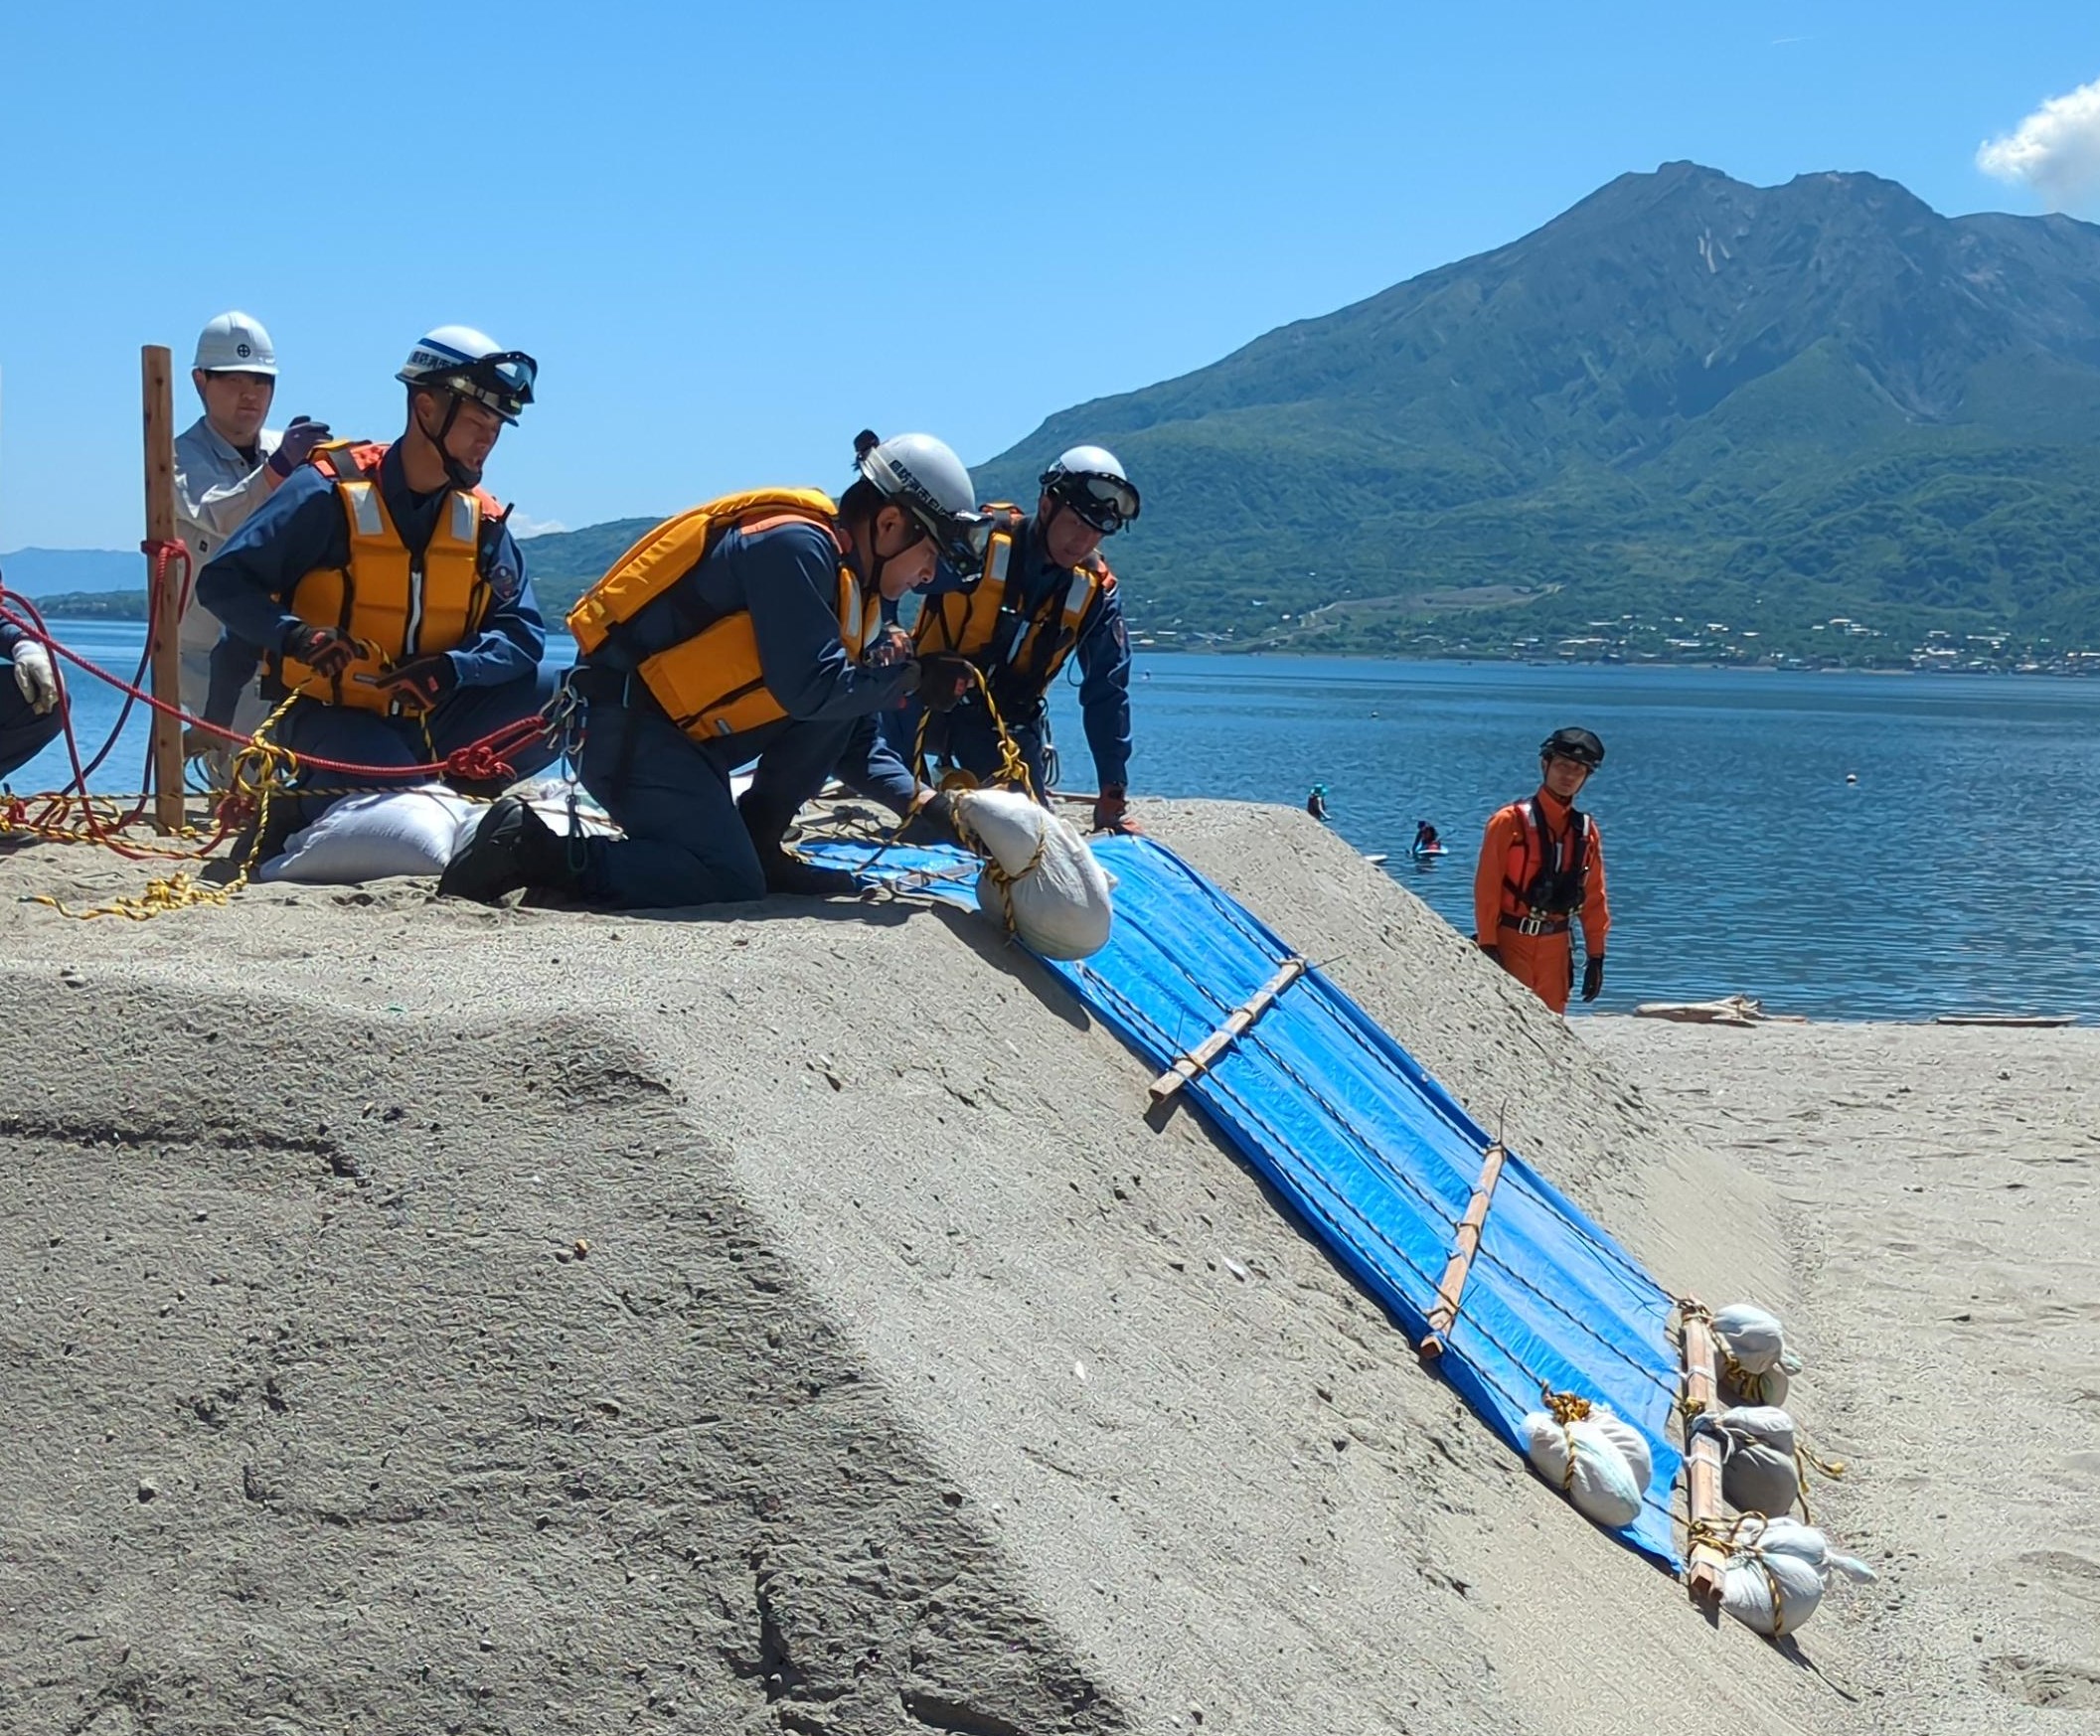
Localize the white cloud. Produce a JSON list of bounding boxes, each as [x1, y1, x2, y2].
[[506, 511, 569, 539], [1978, 78, 2100, 213]]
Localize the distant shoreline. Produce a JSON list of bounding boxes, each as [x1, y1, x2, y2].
[[20, 603, 2098, 681]]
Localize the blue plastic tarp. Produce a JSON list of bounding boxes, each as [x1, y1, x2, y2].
[[808, 834, 1685, 1569]]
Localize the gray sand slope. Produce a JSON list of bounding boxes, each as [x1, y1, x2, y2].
[[0, 801, 2064, 1733]]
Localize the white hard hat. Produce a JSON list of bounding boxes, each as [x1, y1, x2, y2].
[[854, 430, 987, 566], [194, 311, 278, 376], [396, 325, 537, 423]]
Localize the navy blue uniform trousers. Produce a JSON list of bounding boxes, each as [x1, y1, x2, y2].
[[0, 657, 65, 783], [573, 694, 853, 908], [270, 667, 559, 826]]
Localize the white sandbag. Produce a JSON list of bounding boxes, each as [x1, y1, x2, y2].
[[1586, 1407, 1655, 1495], [1704, 1404, 1803, 1517], [1720, 1542, 1825, 1638], [1716, 1357, 1790, 1407], [953, 787, 1117, 961], [1712, 1303, 1804, 1379], [1721, 1443, 1802, 1518], [1719, 1405, 1798, 1452], [1752, 1516, 1876, 1586], [258, 785, 475, 883], [1523, 1406, 1646, 1529]]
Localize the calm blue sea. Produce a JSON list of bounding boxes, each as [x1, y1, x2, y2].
[[14, 624, 2100, 1023]]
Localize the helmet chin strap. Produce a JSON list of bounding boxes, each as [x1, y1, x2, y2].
[[418, 392, 482, 489], [864, 506, 924, 596]]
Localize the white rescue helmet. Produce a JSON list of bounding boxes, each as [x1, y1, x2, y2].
[[396, 325, 538, 424], [1041, 444, 1140, 533], [194, 311, 278, 377], [854, 430, 989, 568]]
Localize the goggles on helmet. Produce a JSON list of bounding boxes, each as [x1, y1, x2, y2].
[[1539, 727, 1605, 769], [427, 350, 538, 423], [1045, 470, 1140, 535], [904, 503, 991, 572]]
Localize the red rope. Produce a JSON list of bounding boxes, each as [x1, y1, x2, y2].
[[0, 581, 541, 836]]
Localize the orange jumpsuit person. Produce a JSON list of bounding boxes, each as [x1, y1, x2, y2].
[[1474, 727, 1611, 1014]]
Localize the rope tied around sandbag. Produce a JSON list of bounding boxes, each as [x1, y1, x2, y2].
[[1540, 1384, 1594, 1493], [973, 821, 1049, 936], [1689, 1514, 1798, 1639], [909, 660, 1034, 799], [1717, 1345, 1776, 1403]]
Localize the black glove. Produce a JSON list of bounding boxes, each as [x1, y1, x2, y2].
[[371, 653, 459, 715], [282, 622, 358, 679], [1580, 954, 1606, 1003], [895, 790, 960, 847], [911, 652, 976, 713], [267, 416, 333, 478], [1478, 943, 1503, 966]]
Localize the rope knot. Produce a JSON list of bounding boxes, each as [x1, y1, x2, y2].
[[443, 743, 516, 785]]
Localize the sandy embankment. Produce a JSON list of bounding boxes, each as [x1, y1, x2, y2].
[[0, 800, 2094, 1735]]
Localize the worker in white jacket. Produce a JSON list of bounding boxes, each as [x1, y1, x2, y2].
[[173, 311, 331, 735]]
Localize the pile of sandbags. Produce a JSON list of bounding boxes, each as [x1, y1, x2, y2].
[[950, 788, 1117, 960], [1522, 1389, 1654, 1530], [1692, 1303, 1867, 1638], [1716, 1514, 1875, 1640]]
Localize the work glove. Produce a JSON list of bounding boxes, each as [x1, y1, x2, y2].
[[864, 623, 913, 671], [371, 653, 459, 716], [281, 622, 358, 679], [1091, 785, 1140, 836], [266, 416, 333, 478], [895, 789, 960, 847], [911, 652, 976, 713], [11, 640, 61, 714], [1581, 954, 1606, 1003]]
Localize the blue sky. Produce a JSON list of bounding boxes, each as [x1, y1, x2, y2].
[[1, 1, 2093, 552]]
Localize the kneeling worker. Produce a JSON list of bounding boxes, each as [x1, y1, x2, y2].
[[442, 432, 983, 907], [903, 446, 1141, 834], [0, 606, 66, 781], [1474, 727, 1610, 1014], [196, 327, 558, 826]]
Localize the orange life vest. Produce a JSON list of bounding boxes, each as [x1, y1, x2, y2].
[[1501, 797, 1592, 926], [566, 489, 880, 740], [912, 506, 1112, 695], [273, 440, 501, 713]]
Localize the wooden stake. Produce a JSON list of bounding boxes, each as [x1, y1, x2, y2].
[[1679, 1298, 1727, 1603], [1148, 957, 1306, 1105], [1417, 1141, 1507, 1359], [140, 345, 184, 835]]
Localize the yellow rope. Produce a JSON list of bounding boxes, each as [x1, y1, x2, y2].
[[32, 701, 300, 922], [1539, 1384, 1594, 1494], [910, 661, 1034, 797]]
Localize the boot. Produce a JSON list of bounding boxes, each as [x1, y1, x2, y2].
[[738, 796, 858, 898], [439, 797, 586, 903]]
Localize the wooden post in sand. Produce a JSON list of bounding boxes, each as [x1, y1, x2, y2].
[[1417, 1141, 1508, 1359], [1148, 957, 1306, 1105], [140, 345, 185, 835], [1679, 1298, 1727, 1603]]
